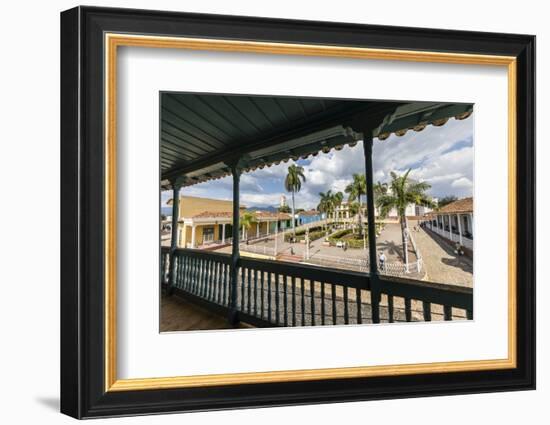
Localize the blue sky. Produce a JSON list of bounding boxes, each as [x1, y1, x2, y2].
[[162, 115, 473, 210]]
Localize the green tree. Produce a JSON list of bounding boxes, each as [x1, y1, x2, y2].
[[318, 190, 334, 231], [317, 191, 344, 231], [348, 202, 361, 233], [240, 211, 257, 241], [278, 204, 291, 213], [332, 191, 344, 223], [284, 164, 306, 236], [376, 169, 434, 266], [437, 195, 458, 209], [345, 173, 367, 237]]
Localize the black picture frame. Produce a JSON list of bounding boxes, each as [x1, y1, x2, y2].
[[60, 6, 535, 419]]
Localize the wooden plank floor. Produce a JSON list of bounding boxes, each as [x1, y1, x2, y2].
[[160, 295, 250, 332]]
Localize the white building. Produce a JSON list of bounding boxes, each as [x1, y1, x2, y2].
[[421, 197, 474, 254]]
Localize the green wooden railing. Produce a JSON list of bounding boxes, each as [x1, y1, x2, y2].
[[161, 247, 473, 326]]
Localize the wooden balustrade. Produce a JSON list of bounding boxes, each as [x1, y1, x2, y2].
[[162, 247, 473, 327]]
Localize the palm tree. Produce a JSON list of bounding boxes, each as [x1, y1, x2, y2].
[[376, 169, 434, 266], [285, 164, 306, 236], [240, 211, 257, 241], [373, 181, 389, 218], [374, 181, 388, 198], [318, 190, 334, 231], [345, 173, 367, 237], [348, 202, 361, 233], [332, 191, 344, 224]]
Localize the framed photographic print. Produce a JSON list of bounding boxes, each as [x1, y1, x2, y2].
[[60, 6, 535, 419]]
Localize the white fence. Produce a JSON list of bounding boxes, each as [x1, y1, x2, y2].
[[303, 253, 423, 277], [405, 220, 423, 273], [239, 243, 277, 257]]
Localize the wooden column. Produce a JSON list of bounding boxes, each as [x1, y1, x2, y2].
[[229, 164, 241, 325], [167, 183, 181, 295], [363, 133, 381, 323], [191, 225, 196, 248]]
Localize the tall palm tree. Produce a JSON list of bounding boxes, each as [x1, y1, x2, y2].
[[348, 202, 361, 233], [285, 164, 306, 236], [317, 190, 334, 231], [332, 191, 344, 224], [240, 211, 257, 241], [373, 181, 389, 218], [345, 173, 367, 237], [376, 169, 434, 266]]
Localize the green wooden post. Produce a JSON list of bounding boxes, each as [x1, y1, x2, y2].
[[229, 164, 241, 325], [363, 133, 381, 323], [167, 181, 181, 295]]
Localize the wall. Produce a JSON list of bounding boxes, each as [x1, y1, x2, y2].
[[175, 195, 235, 218], [0, 1, 545, 425]]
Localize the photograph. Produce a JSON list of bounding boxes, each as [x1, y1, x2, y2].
[[159, 93, 474, 331], [57, 5, 536, 419]]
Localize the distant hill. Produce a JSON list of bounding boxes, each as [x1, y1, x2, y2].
[[246, 205, 278, 212]]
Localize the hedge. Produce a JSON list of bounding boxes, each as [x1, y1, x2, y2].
[[328, 229, 367, 249], [328, 228, 352, 240], [284, 225, 327, 242]]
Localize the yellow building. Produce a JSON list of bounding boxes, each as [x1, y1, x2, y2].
[[167, 196, 291, 248]]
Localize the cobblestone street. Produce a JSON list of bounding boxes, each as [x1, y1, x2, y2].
[[413, 226, 473, 287], [375, 223, 418, 263]]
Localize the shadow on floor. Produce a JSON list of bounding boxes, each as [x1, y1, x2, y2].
[[441, 256, 473, 273], [377, 239, 407, 261], [161, 295, 250, 332], [35, 396, 59, 412], [423, 228, 473, 270]]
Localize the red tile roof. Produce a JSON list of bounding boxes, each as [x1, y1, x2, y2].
[[433, 197, 473, 215], [192, 211, 233, 219], [192, 210, 291, 220], [253, 211, 292, 219]]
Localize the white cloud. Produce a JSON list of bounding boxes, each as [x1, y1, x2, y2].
[[162, 115, 474, 209], [373, 116, 474, 198], [451, 177, 473, 189], [240, 192, 283, 207]]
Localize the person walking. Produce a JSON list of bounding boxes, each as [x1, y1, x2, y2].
[[378, 251, 386, 272]]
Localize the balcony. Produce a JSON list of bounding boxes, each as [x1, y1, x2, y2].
[[160, 95, 474, 329], [162, 247, 473, 327]]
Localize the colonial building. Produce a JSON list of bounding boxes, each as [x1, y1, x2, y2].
[[331, 201, 365, 220], [296, 209, 325, 226], [330, 200, 426, 221], [166, 196, 291, 248], [421, 197, 474, 253]]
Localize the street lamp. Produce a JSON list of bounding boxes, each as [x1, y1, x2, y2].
[[305, 227, 310, 260], [274, 219, 278, 257]]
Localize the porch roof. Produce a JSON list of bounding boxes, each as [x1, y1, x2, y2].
[[424, 197, 474, 218], [161, 93, 472, 189]]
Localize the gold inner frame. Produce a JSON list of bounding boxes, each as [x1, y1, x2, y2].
[[104, 33, 517, 392]]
